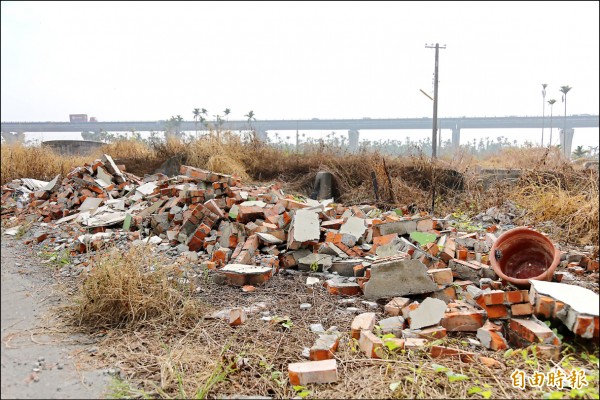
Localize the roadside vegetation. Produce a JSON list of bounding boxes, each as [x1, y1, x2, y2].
[[2, 131, 598, 245], [2, 130, 599, 399]]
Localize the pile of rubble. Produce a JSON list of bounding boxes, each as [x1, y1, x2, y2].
[[2, 154, 598, 387]]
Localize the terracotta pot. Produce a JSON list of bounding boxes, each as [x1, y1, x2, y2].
[[490, 227, 560, 288]]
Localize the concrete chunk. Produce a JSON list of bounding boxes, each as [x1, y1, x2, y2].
[[529, 280, 599, 317], [339, 216, 367, 241], [290, 209, 320, 242], [408, 297, 447, 330], [364, 259, 438, 300]]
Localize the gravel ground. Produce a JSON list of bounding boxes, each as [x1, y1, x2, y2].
[[1, 236, 111, 399]]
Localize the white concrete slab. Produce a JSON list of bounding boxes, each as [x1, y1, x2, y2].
[[339, 216, 367, 239], [408, 297, 447, 329], [529, 279, 599, 316], [78, 197, 104, 212], [292, 209, 321, 242]]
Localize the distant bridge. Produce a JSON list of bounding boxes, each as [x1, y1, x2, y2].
[[2, 115, 598, 154]]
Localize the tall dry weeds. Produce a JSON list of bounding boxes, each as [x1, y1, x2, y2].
[[512, 168, 599, 245], [1, 143, 93, 185], [68, 245, 205, 330]]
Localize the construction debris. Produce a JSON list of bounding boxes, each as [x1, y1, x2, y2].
[[2, 154, 599, 390]]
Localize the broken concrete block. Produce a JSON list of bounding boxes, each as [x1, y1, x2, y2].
[[529, 279, 599, 339], [287, 209, 320, 249], [329, 259, 364, 276], [449, 258, 483, 284], [254, 232, 283, 247], [363, 259, 438, 300], [374, 220, 417, 237], [298, 254, 332, 272], [351, 312, 377, 340], [288, 359, 338, 385], [339, 216, 367, 242], [408, 297, 447, 330]]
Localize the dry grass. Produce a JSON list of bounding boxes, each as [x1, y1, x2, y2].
[[0, 143, 93, 185], [4, 138, 598, 246], [511, 168, 599, 245], [67, 245, 206, 330], [63, 247, 599, 399], [478, 146, 571, 170]]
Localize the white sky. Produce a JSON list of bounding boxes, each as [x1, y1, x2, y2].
[[1, 1, 598, 149]]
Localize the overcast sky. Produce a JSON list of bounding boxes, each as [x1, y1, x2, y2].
[[1, 1, 599, 124]]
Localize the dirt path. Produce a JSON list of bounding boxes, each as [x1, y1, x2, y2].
[[1, 237, 110, 399]]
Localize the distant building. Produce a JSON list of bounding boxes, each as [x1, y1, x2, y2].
[[89, 116, 97, 122], [69, 114, 88, 123]]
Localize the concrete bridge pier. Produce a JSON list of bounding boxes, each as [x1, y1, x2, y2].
[[348, 129, 359, 152], [559, 128, 574, 159], [451, 126, 461, 152]]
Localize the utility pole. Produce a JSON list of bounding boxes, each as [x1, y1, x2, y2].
[[426, 43, 446, 159], [425, 43, 446, 216]]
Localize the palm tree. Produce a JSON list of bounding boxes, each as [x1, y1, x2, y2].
[[559, 85, 572, 157], [193, 108, 200, 139], [547, 99, 557, 146], [572, 145, 589, 159], [244, 110, 255, 122], [244, 110, 257, 139], [175, 115, 183, 137], [200, 109, 208, 130], [541, 83, 547, 146]]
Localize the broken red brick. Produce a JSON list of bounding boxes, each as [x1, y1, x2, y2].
[[351, 313, 377, 340], [441, 310, 486, 332], [511, 302, 533, 317], [430, 345, 476, 362], [532, 295, 555, 319], [416, 326, 447, 339], [309, 335, 339, 361], [288, 359, 338, 386], [509, 318, 561, 346], [358, 330, 383, 359], [479, 356, 503, 369], [228, 308, 246, 326], [427, 268, 453, 285]]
